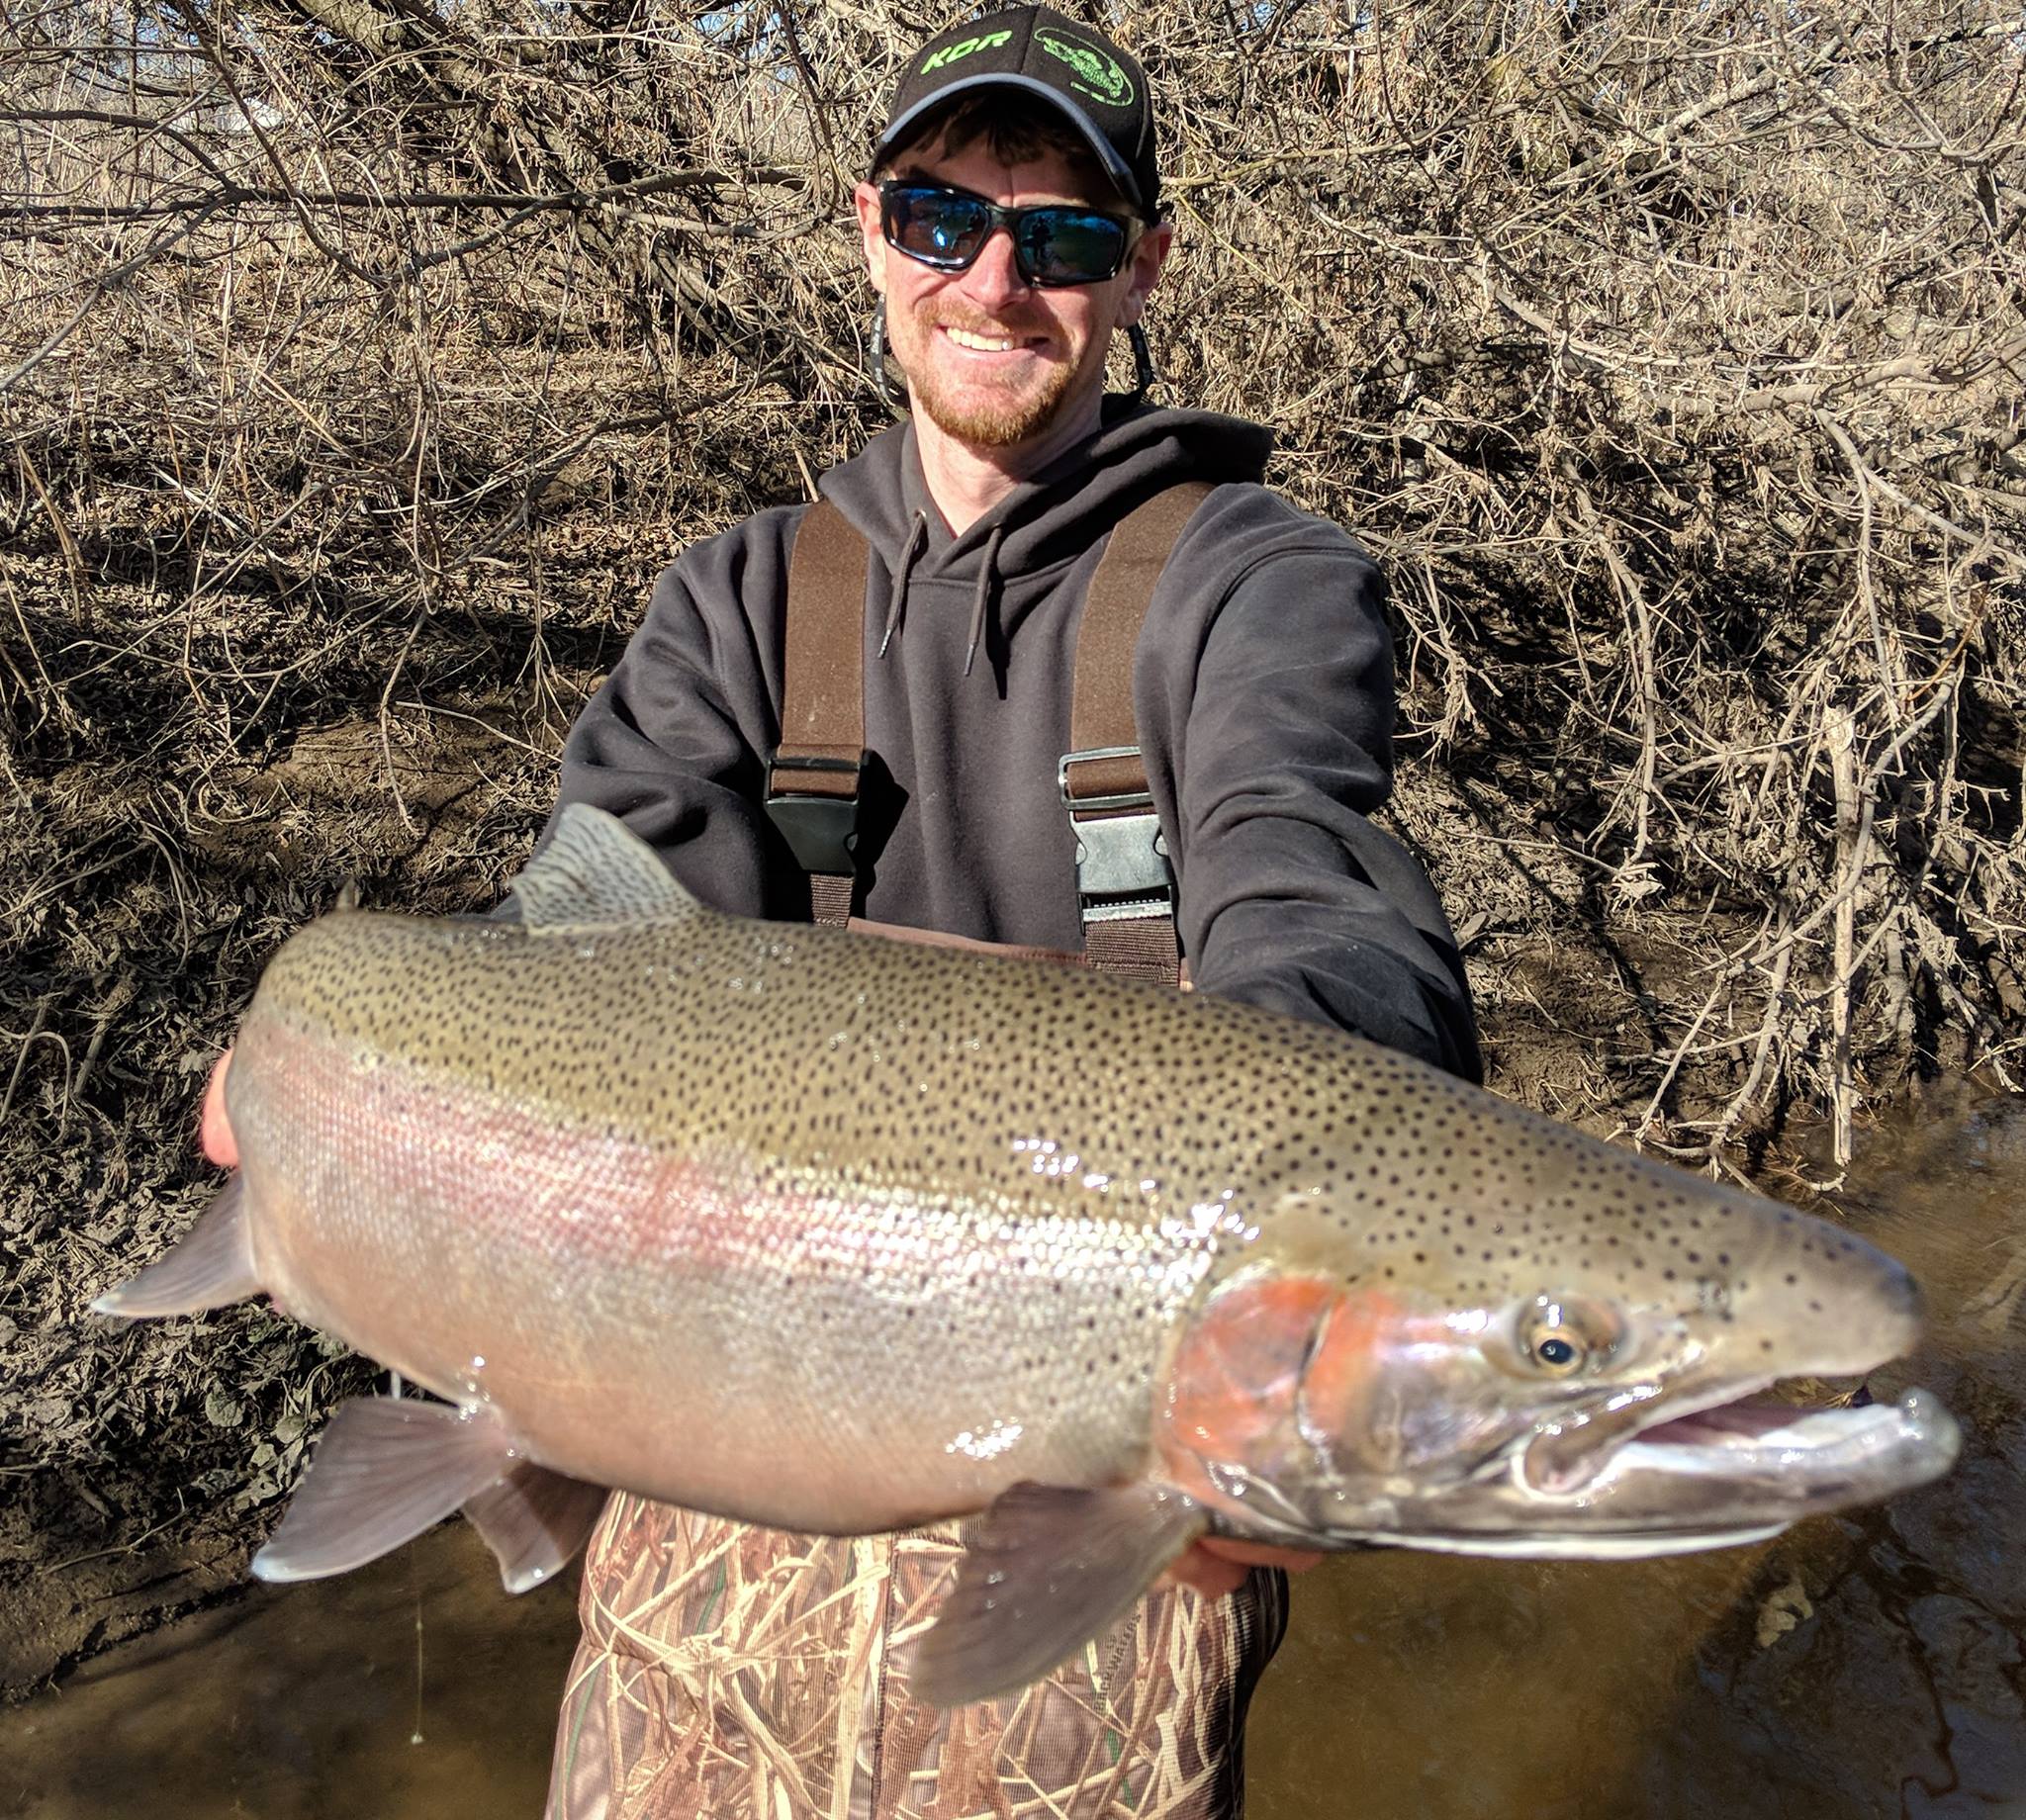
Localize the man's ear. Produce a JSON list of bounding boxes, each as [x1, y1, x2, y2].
[[854, 179, 888, 293], [1117, 220, 1173, 329]]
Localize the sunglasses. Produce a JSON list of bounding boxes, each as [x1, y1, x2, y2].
[[878, 180, 1144, 288]]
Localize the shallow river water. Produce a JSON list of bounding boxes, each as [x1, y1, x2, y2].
[[6, 1088, 2023, 1819]]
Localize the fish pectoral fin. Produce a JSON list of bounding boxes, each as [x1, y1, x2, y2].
[[909, 1481, 1208, 1708], [91, 1177, 260, 1319], [462, 1463, 608, 1592], [509, 803, 701, 932], [251, 1397, 519, 1584]]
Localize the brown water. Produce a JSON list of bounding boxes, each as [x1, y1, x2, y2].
[[0, 1522, 581, 1819], [5, 1088, 2021, 1819]]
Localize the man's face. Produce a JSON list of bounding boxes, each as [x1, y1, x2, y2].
[[854, 131, 1170, 453]]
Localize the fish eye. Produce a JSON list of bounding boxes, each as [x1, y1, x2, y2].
[[1515, 1295, 1618, 1379]]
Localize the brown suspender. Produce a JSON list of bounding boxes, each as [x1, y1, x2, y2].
[[1060, 481, 1212, 979], [765, 499, 868, 928], [764, 483, 1213, 977]]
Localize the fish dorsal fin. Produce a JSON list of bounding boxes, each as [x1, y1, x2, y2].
[[510, 804, 701, 932]]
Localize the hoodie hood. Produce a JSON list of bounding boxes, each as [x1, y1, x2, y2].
[[822, 402, 1273, 580], [819, 400, 1275, 676]]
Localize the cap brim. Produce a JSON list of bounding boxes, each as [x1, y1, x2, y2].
[[872, 73, 1145, 214]]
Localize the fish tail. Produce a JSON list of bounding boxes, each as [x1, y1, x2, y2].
[[91, 1176, 260, 1318]]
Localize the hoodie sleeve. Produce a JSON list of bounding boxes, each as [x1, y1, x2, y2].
[[543, 510, 800, 917], [1143, 494, 1483, 1081]]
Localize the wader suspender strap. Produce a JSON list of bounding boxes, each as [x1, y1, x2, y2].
[[765, 498, 870, 927], [1060, 481, 1214, 982], [766, 483, 1212, 969]]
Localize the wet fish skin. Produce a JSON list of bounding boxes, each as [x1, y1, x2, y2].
[[94, 806, 1962, 1703]]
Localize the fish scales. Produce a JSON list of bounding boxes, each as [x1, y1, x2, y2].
[[233, 902, 1331, 1528], [95, 805, 1962, 1704]]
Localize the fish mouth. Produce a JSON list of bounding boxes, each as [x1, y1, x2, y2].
[[1512, 1374, 1962, 1533], [1520, 1371, 1777, 1497], [1335, 1379, 1964, 1563], [1313, 1375, 1961, 1564], [1597, 1385, 1960, 1490]]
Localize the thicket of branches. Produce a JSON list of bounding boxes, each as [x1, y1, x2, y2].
[[2, 0, 2024, 1678], [7, 0, 2021, 1156]]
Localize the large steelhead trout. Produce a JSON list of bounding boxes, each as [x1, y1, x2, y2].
[[97, 806, 1960, 1703]]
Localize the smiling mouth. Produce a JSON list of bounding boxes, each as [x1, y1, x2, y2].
[[940, 324, 1040, 354]]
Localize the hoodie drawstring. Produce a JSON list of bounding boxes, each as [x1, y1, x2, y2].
[[877, 510, 927, 660], [963, 523, 1004, 679]]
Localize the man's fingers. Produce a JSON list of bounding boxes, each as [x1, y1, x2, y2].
[[200, 1047, 238, 1168], [1157, 1538, 1329, 1598], [1195, 1538, 1327, 1575]]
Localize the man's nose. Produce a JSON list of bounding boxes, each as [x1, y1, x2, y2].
[[957, 227, 1031, 310]]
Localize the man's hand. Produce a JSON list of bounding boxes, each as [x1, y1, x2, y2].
[[201, 1047, 237, 1168], [1162, 1537, 1326, 1599]]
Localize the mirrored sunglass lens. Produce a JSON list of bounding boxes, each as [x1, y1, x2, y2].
[[1019, 211, 1127, 282], [891, 189, 987, 264]]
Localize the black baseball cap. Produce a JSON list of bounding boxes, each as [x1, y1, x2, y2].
[[872, 5, 1159, 218]]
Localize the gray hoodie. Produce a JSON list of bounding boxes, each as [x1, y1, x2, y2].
[[545, 400, 1481, 1080]]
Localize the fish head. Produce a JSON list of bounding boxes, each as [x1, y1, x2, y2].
[[1161, 1092, 1961, 1559]]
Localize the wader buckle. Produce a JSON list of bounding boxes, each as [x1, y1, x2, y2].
[[1059, 745, 1173, 927], [765, 750, 865, 876]]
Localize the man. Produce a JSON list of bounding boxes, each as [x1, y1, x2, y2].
[[205, 7, 1477, 1814], [529, 9, 1476, 1815]]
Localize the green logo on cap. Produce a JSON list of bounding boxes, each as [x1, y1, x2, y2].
[[1035, 28, 1133, 108], [919, 29, 1013, 73]]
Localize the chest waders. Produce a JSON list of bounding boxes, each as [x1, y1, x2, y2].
[[545, 484, 1288, 1820]]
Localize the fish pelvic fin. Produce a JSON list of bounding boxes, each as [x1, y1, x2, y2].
[[251, 1397, 518, 1584], [510, 803, 702, 932], [909, 1481, 1208, 1708], [91, 1177, 259, 1319], [463, 1462, 608, 1592]]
